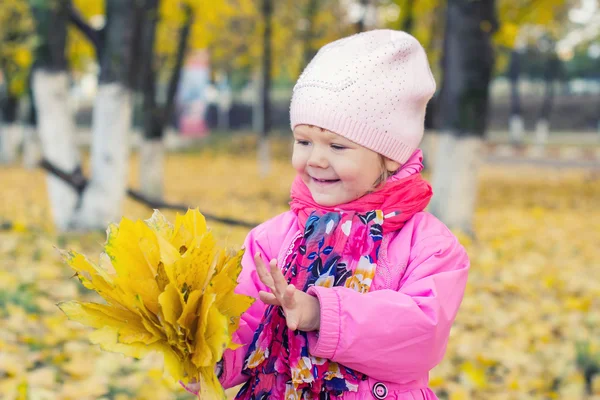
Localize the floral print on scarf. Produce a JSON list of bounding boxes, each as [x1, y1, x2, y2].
[[235, 210, 385, 400]]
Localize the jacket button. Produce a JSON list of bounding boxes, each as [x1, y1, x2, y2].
[[372, 382, 388, 399]]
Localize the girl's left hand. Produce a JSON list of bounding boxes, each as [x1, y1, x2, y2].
[[254, 253, 321, 332]]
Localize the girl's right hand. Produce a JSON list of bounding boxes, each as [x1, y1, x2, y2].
[[254, 253, 321, 332]]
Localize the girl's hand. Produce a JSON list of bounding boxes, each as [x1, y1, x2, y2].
[[254, 253, 321, 332]]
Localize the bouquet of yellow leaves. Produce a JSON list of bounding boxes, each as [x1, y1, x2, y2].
[[57, 209, 254, 399]]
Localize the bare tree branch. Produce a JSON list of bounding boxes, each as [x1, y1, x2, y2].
[[68, 1, 103, 59], [164, 4, 194, 132], [39, 159, 258, 228]]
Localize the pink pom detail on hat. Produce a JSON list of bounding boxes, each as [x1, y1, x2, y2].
[[290, 29, 436, 164]]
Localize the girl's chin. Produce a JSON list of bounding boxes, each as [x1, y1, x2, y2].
[[309, 188, 371, 207], [309, 192, 353, 207]]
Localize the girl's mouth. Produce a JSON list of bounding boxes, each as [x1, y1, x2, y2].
[[311, 177, 340, 186]]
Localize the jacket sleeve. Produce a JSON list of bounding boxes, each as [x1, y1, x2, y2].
[[219, 226, 270, 389], [306, 233, 469, 383]]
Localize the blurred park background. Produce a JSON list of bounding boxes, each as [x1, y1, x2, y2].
[[0, 0, 599, 399]]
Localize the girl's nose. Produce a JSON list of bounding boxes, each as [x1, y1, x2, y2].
[[307, 147, 329, 168]]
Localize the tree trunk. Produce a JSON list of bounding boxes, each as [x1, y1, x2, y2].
[[0, 124, 22, 164], [422, 4, 446, 139], [72, 0, 137, 229], [33, 70, 81, 231], [535, 52, 560, 146], [508, 49, 524, 144], [139, 138, 164, 201], [354, 0, 370, 33], [30, 0, 81, 231], [252, 71, 262, 134], [22, 125, 40, 169], [0, 92, 19, 123], [535, 85, 552, 147], [138, 0, 163, 201], [429, 0, 497, 235], [138, 1, 192, 200], [216, 71, 232, 131], [597, 91, 600, 136], [22, 79, 40, 169], [301, 0, 319, 69], [400, 0, 415, 34], [0, 94, 21, 163], [259, 0, 273, 177]]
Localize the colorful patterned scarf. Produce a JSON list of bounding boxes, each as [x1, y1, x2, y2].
[[236, 170, 432, 399]]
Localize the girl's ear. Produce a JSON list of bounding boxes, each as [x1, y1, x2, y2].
[[383, 157, 401, 174]]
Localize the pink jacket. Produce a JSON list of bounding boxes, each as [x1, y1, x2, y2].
[[219, 208, 469, 400]]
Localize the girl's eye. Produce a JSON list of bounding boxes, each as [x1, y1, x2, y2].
[[295, 140, 310, 146], [331, 144, 346, 150]]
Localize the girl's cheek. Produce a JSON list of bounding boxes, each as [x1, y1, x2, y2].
[[291, 154, 304, 171]]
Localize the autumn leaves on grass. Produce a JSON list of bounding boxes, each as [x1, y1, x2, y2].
[[56, 209, 253, 399]]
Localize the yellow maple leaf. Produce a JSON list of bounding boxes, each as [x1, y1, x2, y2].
[[57, 209, 254, 399]]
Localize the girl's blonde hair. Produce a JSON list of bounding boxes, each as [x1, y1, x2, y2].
[[372, 155, 398, 190]]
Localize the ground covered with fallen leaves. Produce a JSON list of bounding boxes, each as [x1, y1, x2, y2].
[[1, 135, 599, 399]]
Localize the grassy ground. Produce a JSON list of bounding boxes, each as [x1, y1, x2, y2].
[[1, 136, 599, 399]]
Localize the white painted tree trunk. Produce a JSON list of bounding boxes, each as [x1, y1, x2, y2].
[[254, 68, 271, 177], [252, 71, 263, 133], [428, 133, 483, 235], [258, 136, 271, 177], [32, 70, 80, 231], [216, 73, 232, 131], [72, 83, 132, 230], [509, 115, 525, 144], [535, 118, 549, 146], [420, 133, 439, 171], [0, 123, 22, 164], [139, 138, 164, 201], [22, 125, 41, 169], [253, 98, 263, 134]]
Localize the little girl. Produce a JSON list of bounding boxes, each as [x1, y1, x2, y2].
[[220, 29, 468, 399]]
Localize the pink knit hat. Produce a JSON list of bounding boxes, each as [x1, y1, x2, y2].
[[290, 29, 436, 164]]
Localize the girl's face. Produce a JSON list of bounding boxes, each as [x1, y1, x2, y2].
[[292, 124, 400, 207]]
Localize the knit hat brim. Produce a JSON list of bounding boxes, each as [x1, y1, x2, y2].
[[291, 98, 417, 164]]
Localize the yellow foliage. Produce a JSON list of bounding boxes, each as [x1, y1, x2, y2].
[[61, 0, 352, 86], [72, 0, 104, 18], [13, 47, 32, 68], [495, 0, 569, 49], [156, 0, 239, 79], [384, 0, 570, 76], [0, 0, 35, 96], [8, 78, 25, 97], [57, 209, 254, 399], [157, 0, 352, 82], [494, 21, 520, 49]]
